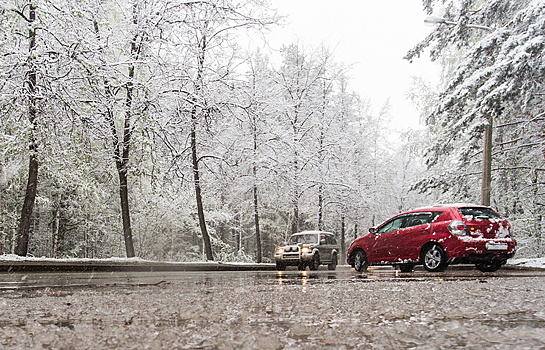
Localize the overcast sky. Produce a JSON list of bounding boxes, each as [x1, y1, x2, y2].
[[247, 0, 441, 133]]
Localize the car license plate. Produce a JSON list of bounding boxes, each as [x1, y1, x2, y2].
[[486, 242, 508, 251]]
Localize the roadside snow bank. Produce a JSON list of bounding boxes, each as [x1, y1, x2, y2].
[[508, 257, 545, 269], [0, 254, 146, 263]]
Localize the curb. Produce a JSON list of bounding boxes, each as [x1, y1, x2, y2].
[[0, 260, 277, 273]]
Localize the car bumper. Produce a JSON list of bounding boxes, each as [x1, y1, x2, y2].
[[274, 253, 315, 266], [446, 236, 517, 263]]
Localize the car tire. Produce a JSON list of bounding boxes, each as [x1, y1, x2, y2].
[[399, 264, 415, 273], [422, 244, 447, 272], [276, 262, 286, 271], [327, 254, 337, 270], [353, 250, 368, 272], [297, 263, 306, 271], [309, 254, 320, 271], [475, 261, 502, 272]]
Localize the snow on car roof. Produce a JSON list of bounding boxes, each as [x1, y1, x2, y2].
[[291, 230, 334, 236], [412, 203, 488, 210]]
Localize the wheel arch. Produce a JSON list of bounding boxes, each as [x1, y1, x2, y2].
[[420, 241, 448, 263], [348, 247, 366, 266]]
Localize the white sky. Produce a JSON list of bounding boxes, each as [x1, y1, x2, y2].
[[247, 0, 440, 134]]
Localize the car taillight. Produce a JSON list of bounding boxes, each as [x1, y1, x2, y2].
[[448, 220, 468, 236]]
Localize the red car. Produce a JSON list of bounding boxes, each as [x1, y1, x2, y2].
[[347, 204, 516, 273]]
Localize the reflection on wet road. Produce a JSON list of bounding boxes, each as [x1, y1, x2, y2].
[[0, 265, 542, 290]]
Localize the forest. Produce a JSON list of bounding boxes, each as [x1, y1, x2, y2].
[[0, 0, 544, 262]]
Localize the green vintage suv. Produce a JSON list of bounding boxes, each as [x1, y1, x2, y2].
[[274, 231, 339, 271]]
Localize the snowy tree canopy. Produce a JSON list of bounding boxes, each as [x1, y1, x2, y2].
[[407, 0, 545, 166], [0, 0, 434, 261]]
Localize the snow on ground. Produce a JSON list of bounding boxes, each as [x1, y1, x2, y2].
[[508, 257, 545, 269], [0, 254, 270, 267], [0, 254, 145, 263]]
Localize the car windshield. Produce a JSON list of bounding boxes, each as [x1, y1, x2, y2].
[[458, 207, 502, 220], [288, 233, 319, 245]]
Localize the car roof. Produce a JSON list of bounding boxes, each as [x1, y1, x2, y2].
[[291, 230, 334, 236], [411, 203, 490, 212]]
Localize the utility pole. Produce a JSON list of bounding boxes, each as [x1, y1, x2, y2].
[[481, 115, 493, 206], [424, 17, 493, 206]]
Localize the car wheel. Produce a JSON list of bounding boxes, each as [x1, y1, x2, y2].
[[297, 263, 306, 271], [399, 264, 415, 273], [309, 254, 320, 271], [327, 254, 337, 270], [353, 250, 368, 272], [475, 261, 502, 272], [275, 262, 286, 271], [422, 244, 447, 272]]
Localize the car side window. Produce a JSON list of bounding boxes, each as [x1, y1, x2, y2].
[[376, 216, 405, 234], [402, 211, 444, 229], [404, 213, 431, 228]]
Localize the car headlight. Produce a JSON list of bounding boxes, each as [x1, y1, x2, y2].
[[301, 247, 312, 254], [276, 248, 284, 255]]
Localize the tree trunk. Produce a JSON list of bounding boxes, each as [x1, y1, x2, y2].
[[291, 205, 299, 234], [0, 163, 5, 253], [51, 203, 60, 258], [15, 3, 38, 257], [340, 215, 346, 260], [252, 118, 262, 263], [291, 156, 300, 234], [253, 183, 262, 263], [15, 154, 38, 256], [192, 122, 213, 260], [317, 185, 324, 231], [191, 34, 214, 261], [117, 161, 135, 257], [93, 13, 136, 258], [532, 169, 543, 256], [111, 2, 143, 258]]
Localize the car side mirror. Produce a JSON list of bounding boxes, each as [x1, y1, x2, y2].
[[369, 227, 377, 234]]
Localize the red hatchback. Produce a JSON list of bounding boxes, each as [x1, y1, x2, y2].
[[347, 204, 516, 272]]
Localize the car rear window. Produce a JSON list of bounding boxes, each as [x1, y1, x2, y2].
[[457, 207, 502, 221]]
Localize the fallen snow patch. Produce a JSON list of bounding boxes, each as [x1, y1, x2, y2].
[[508, 257, 545, 269]]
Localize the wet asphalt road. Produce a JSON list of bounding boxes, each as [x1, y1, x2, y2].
[[0, 265, 542, 290], [1, 266, 544, 349]]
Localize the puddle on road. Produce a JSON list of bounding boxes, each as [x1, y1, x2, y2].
[[1, 267, 542, 291]]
